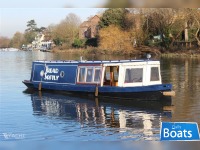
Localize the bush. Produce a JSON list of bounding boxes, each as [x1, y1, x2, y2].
[[72, 38, 86, 48], [98, 25, 133, 52], [85, 38, 98, 47]]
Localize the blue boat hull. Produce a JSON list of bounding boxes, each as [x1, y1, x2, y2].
[[23, 80, 172, 100]]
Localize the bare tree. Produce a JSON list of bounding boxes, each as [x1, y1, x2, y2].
[[0, 36, 11, 48], [10, 32, 24, 48], [191, 9, 200, 47], [52, 13, 81, 48]]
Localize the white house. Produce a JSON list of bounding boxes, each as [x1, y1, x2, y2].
[[32, 33, 53, 50]]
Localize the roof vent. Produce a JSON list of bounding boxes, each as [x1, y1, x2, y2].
[[147, 54, 151, 60]]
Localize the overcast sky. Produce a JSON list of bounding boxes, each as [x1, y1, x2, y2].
[[0, 8, 104, 38]]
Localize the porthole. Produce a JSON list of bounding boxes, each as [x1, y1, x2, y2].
[[60, 71, 65, 78], [40, 70, 44, 77]]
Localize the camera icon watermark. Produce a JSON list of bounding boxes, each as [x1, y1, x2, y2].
[[2, 133, 26, 140]]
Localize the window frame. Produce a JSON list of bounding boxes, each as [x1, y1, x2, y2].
[[93, 68, 102, 83], [150, 67, 160, 82], [86, 67, 94, 83], [78, 67, 86, 83], [77, 66, 102, 84], [148, 65, 161, 85], [123, 66, 144, 86]]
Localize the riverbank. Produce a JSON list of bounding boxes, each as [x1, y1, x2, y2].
[[51, 47, 200, 58], [51, 46, 161, 57], [161, 49, 200, 58]]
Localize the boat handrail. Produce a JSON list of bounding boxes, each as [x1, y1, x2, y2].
[[34, 59, 156, 64]]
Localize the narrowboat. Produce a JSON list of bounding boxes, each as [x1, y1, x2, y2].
[[23, 57, 175, 100]]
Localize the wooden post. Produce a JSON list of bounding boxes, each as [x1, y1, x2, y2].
[[110, 66, 114, 86], [95, 85, 98, 97], [38, 82, 42, 91], [163, 91, 175, 97]]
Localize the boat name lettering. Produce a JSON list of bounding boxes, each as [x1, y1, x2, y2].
[[44, 66, 59, 81], [46, 67, 59, 74]]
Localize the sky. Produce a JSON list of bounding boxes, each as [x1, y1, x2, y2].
[[0, 0, 106, 8], [0, 8, 104, 38]]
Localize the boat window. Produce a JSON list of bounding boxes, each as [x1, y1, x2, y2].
[[86, 68, 93, 82], [125, 68, 143, 83], [103, 66, 119, 86], [113, 67, 119, 81], [78, 68, 86, 82], [78, 66, 102, 83], [94, 68, 101, 82], [105, 67, 110, 80], [150, 67, 159, 81]]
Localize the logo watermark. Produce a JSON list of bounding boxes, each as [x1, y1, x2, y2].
[[160, 122, 200, 141], [2, 133, 25, 140]]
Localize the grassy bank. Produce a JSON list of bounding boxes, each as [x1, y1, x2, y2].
[[51, 47, 200, 58], [161, 49, 200, 58], [51, 46, 161, 57]]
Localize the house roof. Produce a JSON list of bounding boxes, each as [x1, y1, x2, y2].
[[79, 15, 100, 28], [80, 21, 90, 28]]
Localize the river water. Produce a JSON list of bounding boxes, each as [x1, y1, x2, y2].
[[0, 51, 200, 141]]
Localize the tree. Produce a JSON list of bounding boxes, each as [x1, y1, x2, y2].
[[25, 19, 37, 32], [52, 13, 81, 48], [158, 8, 200, 48], [98, 25, 133, 52], [23, 31, 36, 44], [122, 11, 148, 46], [143, 8, 176, 48], [10, 32, 24, 48], [0, 36, 10, 48], [166, 9, 191, 47], [65, 13, 81, 44], [72, 38, 86, 48], [35, 27, 46, 32], [194, 16, 200, 47], [23, 19, 38, 44], [99, 8, 129, 29], [189, 9, 200, 47]]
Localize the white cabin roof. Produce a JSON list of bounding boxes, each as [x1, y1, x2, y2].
[[34, 59, 160, 65]]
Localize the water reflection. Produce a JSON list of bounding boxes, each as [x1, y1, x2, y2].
[[2, 51, 200, 141], [25, 90, 174, 140], [161, 57, 200, 125]]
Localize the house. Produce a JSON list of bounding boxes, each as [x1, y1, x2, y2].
[[32, 33, 44, 49], [32, 32, 53, 50], [79, 15, 100, 39]]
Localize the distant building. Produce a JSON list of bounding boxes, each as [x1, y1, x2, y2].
[[32, 32, 53, 50], [79, 15, 100, 39]]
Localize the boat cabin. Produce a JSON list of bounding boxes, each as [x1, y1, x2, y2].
[[31, 60, 161, 87]]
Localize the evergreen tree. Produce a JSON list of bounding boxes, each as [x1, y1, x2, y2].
[[26, 19, 37, 32], [99, 8, 129, 29], [24, 20, 38, 44]]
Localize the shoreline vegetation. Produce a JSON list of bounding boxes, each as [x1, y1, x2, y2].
[[51, 46, 200, 58], [1, 47, 200, 59], [1, 8, 200, 59]]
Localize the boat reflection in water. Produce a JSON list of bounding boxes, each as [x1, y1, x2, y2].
[[25, 89, 174, 140]]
